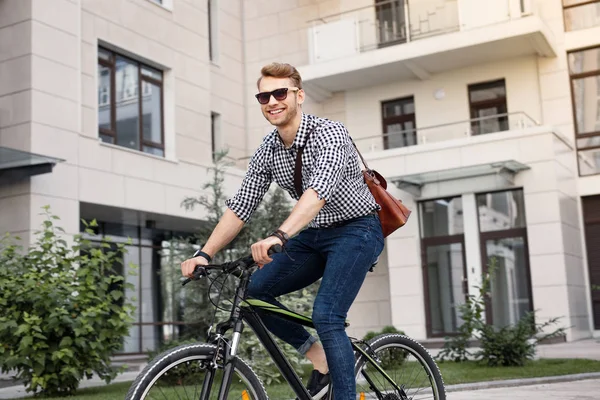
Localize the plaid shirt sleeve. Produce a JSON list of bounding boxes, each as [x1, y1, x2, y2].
[[225, 142, 273, 222], [307, 121, 352, 202]]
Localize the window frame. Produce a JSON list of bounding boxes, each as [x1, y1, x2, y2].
[[475, 188, 534, 328], [380, 95, 417, 149], [567, 45, 600, 176], [418, 195, 469, 338], [562, 0, 600, 32], [97, 46, 166, 156], [467, 78, 509, 136]]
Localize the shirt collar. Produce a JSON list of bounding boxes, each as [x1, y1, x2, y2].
[[272, 113, 318, 150]]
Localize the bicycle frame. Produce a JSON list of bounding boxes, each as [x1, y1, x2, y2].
[[198, 264, 402, 400]]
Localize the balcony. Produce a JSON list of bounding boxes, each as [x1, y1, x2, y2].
[[353, 111, 540, 154], [298, 0, 557, 98]]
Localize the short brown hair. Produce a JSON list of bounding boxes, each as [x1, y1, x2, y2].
[[257, 62, 303, 89]]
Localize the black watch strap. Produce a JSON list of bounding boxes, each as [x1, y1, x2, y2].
[[193, 249, 212, 263]]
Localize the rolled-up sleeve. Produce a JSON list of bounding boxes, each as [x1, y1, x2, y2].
[[307, 122, 351, 202], [225, 143, 272, 222]]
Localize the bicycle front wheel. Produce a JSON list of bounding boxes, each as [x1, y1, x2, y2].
[[354, 333, 446, 400], [125, 343, 268, 400]]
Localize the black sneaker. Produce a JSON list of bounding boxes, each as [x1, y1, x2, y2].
[[306, 369, 330, 399]]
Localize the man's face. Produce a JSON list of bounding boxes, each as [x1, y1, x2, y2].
[[256, 77, 304, 127]]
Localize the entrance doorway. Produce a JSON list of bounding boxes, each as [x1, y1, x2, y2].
[[582, 195, 600, 330]]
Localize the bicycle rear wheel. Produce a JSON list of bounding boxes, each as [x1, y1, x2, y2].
[[125, 343, 268, 400], [354, 333, 446, 400]]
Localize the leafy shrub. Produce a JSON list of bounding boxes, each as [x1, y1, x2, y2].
[[436, 257, 566, 367], [164, 150, 321, 386], [476, 312, 565, 367], [0, 207, 137, 396], [363, 326, 407, 369], [363, 325, 404, 341]]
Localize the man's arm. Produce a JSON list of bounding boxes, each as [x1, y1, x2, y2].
[[278, 188, 324, 237], [200, 208, 245, 257]]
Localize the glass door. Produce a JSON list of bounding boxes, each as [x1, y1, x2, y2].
[[423, 240, 468, 336], [419, 196, 468, 337], [477, 189, 533, 329], [375, 0, 407, 47], [481, 235, 532, 328]]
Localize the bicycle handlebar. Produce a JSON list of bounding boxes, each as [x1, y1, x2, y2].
[[181, 244, 283, 286]]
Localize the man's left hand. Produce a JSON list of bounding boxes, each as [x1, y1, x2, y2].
[[251, 235, 283, 268]]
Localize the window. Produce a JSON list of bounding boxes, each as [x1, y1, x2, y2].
[[568, 46, 600, 176], [563, 0, 600, 32], [419, 196, 467, 337], [97, 46, 165, 157], [476, 189, 533, 329], [211, 111, 221, 162], [381, 96, 416, 149], [208, 0, 219, 62], [80, 218, 198, 354], [375, 0, 407, 48], [468, 79, 508, 136]]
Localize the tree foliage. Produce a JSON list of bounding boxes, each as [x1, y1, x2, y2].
[[0, 207, 137, 396], [167, 150, 321, 384]]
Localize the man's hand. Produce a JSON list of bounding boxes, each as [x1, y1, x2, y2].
[[251, 235, 283, 268], [181, 255, 209, 278]]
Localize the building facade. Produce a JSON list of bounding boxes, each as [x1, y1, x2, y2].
[[1, 0, 599, 353]]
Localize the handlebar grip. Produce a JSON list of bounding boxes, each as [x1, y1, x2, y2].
[[268, 244, 283, 255]]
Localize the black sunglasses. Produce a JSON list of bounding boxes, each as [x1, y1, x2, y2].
[[255, 87, 299, 104]]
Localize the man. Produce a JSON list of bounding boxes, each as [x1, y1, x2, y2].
[[181, 62, 384, 400]]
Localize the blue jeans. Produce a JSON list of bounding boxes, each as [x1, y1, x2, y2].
[[247, 213, 385, 400]]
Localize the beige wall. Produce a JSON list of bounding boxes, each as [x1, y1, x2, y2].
[[346, 55, 542, 151], [0, 0, 33, 242]]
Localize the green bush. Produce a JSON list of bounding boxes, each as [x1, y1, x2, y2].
[[476, 311, 565, 367], [436, 257, 566, 367], [0, 207, 137, 396], [363, 325, 404, 342], [362, 326, 406, 369]]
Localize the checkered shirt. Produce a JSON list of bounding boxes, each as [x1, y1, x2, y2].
[[225, 113, 380, 228]]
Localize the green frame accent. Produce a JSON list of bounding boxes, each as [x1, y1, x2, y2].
[[241, 298, 349, 328]]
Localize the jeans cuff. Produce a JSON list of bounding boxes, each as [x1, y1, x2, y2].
[[297, 335, 318, 356]]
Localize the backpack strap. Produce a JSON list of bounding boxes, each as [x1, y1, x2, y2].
[[293, 123, 321, 198]]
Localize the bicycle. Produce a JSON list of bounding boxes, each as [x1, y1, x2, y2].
[[125, 244, 446, 400]]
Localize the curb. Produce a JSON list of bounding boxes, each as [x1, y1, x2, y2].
[[444, 372, 600, 392]]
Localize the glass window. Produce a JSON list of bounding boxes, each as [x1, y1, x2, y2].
[[578, 148, 600, 176], [568, 46, 600, 176], [419, 196, 464, 238], [425, 243, 466, 335], [97, 46, 164, 156], [477, 190, 526, 232], [563, 1, 600, 32], [80, 219, 197, 354], [381, 96, 417, 149], [484, 237, 532, 328], [468, 79, 509, 136]]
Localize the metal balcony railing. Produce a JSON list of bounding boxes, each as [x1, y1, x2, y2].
[[307, 0, 460, 62], [352, 112, 540, 153], [306, 0, 536, 64]]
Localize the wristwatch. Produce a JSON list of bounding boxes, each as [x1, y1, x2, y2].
[[193, 249, 212, 263], [269, 229, 289, 245]]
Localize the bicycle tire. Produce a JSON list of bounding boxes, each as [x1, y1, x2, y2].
[[125, 343, 269, 400], [354, 333, 446, 400]]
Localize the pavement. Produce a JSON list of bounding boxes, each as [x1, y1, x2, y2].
[[448, 377, 600, 399], [0, 338, 599, 399]]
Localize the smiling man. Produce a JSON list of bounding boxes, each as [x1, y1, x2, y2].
[[181, 62, 384, 400]]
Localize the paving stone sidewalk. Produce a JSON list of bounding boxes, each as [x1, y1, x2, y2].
[[448, 377, 600, 399]]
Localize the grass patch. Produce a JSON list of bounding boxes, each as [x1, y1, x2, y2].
[[438, 358, 600, 385], [19, 358, 600, 399]]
